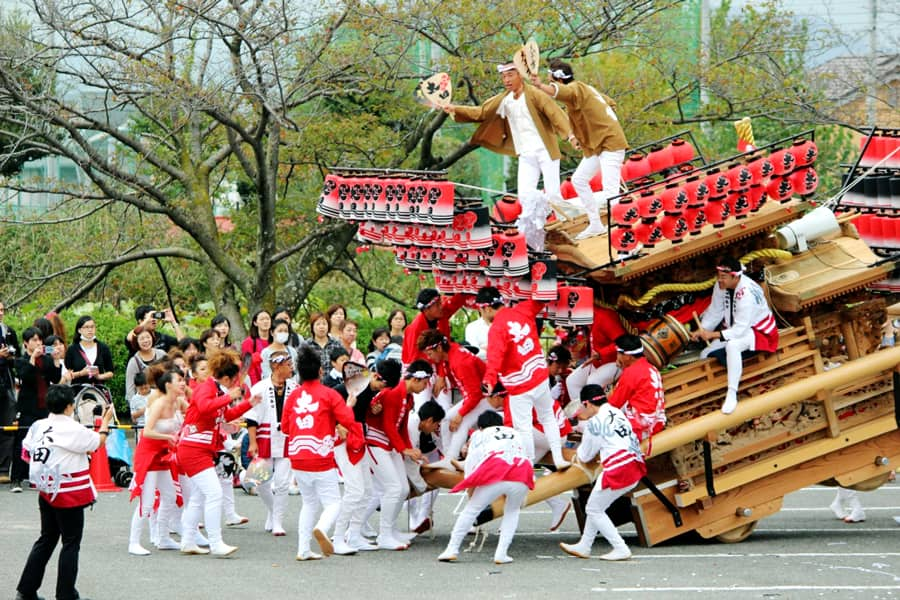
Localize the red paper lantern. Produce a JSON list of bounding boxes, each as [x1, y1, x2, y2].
[[611, 200, 641, 226], [790, 167, 819, 196], [637, 190, 663, 220], [769, 149, 796, 176], [746, 155, 773, 188], [705, 169, 730, 199], [683, 207, 707, 235], [659, 214, 689, 242], [686, 176, 710, 208], [491, 195, 522, 223], [790, 139, 818, 167], [560, 178, 578, 200], [647, 145, 673, 172], [706, 198, 732, 227], [633, 220, 665, 247], [589, 171, 603, 192], [748, 185, 765, 212], [731, 191, 752, 219], [727, 164, 753, 192], [659, 184, 684, 215], [670, 138, 695, 165], [610, 225, 639, 252], [766, 176, 793, 203], [623, 152, 651, 181]]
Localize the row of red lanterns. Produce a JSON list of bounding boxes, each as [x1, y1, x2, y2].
[[860, 135, 900, 168], [319, 174, 456, 225]]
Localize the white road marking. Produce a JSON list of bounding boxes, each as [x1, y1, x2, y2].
[[592, 585, 900, 593]]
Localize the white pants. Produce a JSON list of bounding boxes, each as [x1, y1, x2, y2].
[[508, 381, 563, 463], [578, 481, 637, 551], [566, 362, 621, 409], [444, 481, 529, 560], [369, 447, 409, 537], [181, 467, 224, 547], [333, 444, 372, 540], [571, 150, 625, 223], [441, 399, 494, 461], [292, 468, 342, 554], [701, 333, 755, 394], [258, 456, 292, 528], [129, 469, 177, 546], [517, 149, 561, 251]]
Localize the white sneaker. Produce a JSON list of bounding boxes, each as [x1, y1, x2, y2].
[[376, 535, 409, 551], [156, 537, 181, 551], [494, 554, 514, 564], [332, 540, 358, 556], [210, 542, 238, 557], [128, 543, 151, 556], [296, 550, 322, 561], [437, 549, 458, 562], [574, 223, 607, 241], [599, 546, 632, 561], [721, 390, 738, 415], [560, 541, 591, 559], [180, 544, 210, 555], [314, 528, 334, 556]]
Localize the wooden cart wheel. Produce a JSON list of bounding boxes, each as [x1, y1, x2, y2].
[[847, 472, 893, 492], [714, 520, 758, 544]]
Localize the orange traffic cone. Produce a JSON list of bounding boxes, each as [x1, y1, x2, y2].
[[90, 417, 119, 492]]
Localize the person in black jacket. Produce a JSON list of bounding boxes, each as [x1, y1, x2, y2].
[[10, 327, 62, 493], [63, 316, 114, 388], [0, 300, 18, 483]]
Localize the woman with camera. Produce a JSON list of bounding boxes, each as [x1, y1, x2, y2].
[[125, 327, 167, 404]]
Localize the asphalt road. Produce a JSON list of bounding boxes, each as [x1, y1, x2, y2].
[[2, 478, 899, 600]]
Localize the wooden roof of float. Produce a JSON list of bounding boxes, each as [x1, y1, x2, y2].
[[766, 234, 893, 312]]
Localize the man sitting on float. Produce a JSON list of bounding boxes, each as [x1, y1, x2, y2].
[[691, 256, 778, 414]]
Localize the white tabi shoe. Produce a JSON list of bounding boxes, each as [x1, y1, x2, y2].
[[599, 546, 632, 561], [156, 537, 181, 551], [548, 497, 571, 532], [295, 550, 322, 561], [843, 508, 866, 523], [721, 390, 738, 415], [128, 544, 151, 556], [225, 515, 249, 527], [210, 542, 238, 557], [559, 541, 592, 559], [180, 544, 210, 555], [376, 535, 409, 551], [347, 535, 379, 551], [829, 498, 847, 520], [493, 554, 514, 564], [314, 529, 334, 556], [437, 549, 458, 562], [331, 540, 358, 556]]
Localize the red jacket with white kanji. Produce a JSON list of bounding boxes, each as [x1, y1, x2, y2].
[[444, 343, 486, 417], [281, 379, 362, 472], [608, 356, 666, 441], [484, 300, 548, 395], [365, 381, 413, 453], [177, 378, 252, 476], [401, 294, 467, 366]]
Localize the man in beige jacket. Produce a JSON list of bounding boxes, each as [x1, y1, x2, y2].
[[445, 64, 574, 251], [531, 59, 629, 240]]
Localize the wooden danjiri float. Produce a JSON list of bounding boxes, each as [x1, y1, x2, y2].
[[321, 124, 900, 546]]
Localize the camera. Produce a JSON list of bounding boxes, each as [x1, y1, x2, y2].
[[152, 311, 165, 319], [44, 346, 55, 355]]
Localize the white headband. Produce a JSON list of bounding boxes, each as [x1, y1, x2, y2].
[[616, 346, 643, 355], [497, 63, 517, 73], [407, 370, 430, 379], [549, 68, 572, 80]]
